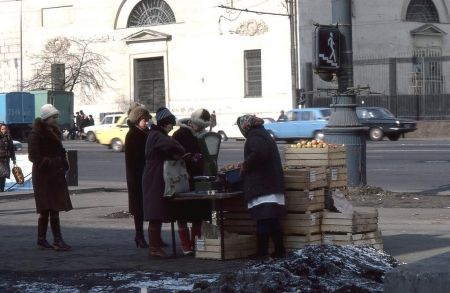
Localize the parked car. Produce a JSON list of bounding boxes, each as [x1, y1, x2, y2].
[[84, 113, 124, 142], [95, 114, 178, 152], [262, 117, 276, 124], [212, 121, 245, 141], [263, 108, 332, 143], [13, 140, 22, 151], [356, 107, 417, 141]]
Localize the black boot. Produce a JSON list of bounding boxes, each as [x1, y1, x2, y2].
[[50, 218, 71, 251], [270, 230, 286, 258], [134, 218, 149, 248], [248, 234, 270, 260], [37, 218, 53, 250]]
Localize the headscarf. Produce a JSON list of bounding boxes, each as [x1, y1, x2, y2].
[[237, 115, 264, 138]]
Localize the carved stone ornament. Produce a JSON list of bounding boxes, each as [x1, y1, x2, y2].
[[235, 20, 268, 36], [45, 37, 70, 54]]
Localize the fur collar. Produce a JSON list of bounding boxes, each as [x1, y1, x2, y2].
[[177, 118, 206, 137], [32, 117, 63, 145]]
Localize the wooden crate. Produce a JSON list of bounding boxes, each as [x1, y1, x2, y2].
[[322, 230, 383, 250], [280, 211, 322, 235], [269, 234, 322, 252], [284, 167, 328, 190], [321, 209, 378, 233], [285, 189, 325, 212], [195, 235, 257, 260], [284, 146, 347, 167], [326, 167, 348, 188], [222, 211, 256, 234]]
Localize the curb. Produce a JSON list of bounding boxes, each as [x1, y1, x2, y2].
[[0, 187, 127, 201]]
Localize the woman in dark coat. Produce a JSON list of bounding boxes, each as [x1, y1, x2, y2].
[[0, 124, 16, 192], [142, 107, 187, 259], [171, 108, 212, 255], [28, 104, 72, 251], [237, 114, 287, 259], [125, 102, 152, 248]]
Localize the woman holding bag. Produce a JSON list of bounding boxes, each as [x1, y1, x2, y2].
[[28, 104, 72, 251], [142, 107, 188, 259], [0, 124, 16, 192]]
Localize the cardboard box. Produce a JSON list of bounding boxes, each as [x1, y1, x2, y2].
[[195, 235, 256, 260]]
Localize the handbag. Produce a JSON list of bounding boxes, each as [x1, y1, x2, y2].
[[12, 164, 24, 184], [163, 159, 190, 197]]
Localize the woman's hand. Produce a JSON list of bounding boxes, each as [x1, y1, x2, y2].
[[180, 152, 192, 161], [239, 166, 245, 177]]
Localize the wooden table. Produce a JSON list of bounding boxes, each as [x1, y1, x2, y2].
[[170, 191, 244, 260]]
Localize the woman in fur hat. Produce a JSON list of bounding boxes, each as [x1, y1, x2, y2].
[[28, 104, 72, 251], [237, 114, 287, 259], [142, 107, 189, 259], [171, 108, 213, 255]]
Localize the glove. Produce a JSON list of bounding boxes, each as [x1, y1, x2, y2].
[[191, 153, 204, 169]]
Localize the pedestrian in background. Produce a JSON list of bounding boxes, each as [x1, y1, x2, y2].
[[66, 115, 77, 140], [237, 114, 287, 259], [125, 102, 168, 249], [172, 108, 212, 255], [277, 110, 288, 122], [209, 110, 217, 131], [75, 112, 81, 136], [28, 104, 72, 251], [142, 107, 188, 259], [0, 124, 16, 192], [89, 115, 95, 126]]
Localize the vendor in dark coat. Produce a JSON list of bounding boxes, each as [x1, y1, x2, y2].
[[142, 107, 187, 259], [28, 104, 72, 251], [125, 102, 152, 249], [171, 108, 212, 255], [237, 114, 287, 259]]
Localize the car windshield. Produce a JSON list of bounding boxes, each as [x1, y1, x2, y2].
[[358, 108, 395, 119], [320, 109, 331, 119]]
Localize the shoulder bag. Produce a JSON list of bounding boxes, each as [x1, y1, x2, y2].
[[163, 159, 190, 197], [12, 164, 24, 184]]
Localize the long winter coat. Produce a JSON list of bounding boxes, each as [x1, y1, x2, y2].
[[28, 118, 72, 214], [171, 121, 212, 222], [0, 132, 16, 179], [125, 120, 150, 218], [142, 124, 185, 222]]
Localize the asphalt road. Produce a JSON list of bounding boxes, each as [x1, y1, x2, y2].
[[52, 138, 450, 195]]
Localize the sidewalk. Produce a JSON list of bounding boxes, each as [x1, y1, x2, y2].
[[1, 184, 450, 274]]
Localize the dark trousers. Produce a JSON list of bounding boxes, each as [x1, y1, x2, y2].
[[0, 177, 6, 192]]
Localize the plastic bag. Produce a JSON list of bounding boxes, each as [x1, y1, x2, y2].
[[163, 159, 190, 197]]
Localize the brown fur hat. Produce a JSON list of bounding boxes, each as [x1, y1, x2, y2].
[[127, 102, 151, 124]]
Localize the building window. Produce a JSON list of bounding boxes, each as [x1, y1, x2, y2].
[[244, 50, 262, 97], [406, 0, 439, 23], [410, 48, 443, 94], [127, 0, 176, 28]]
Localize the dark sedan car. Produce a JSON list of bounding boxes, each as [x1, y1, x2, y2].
[[356, 107, 417, 141]]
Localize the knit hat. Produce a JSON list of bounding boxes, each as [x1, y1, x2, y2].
[[237, 115, 264, 138], [156, 107, 176, 126], [127, 102, 151, 124], [40, 104, 59, 120], [190, 108, 211, 129]]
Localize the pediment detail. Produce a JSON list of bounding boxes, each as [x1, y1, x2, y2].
[[410, 24, 447, 37], [123, 29, 172, 43]]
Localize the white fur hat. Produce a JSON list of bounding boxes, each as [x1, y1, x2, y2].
[[190, 108, 211, 129], [40, 104, 59, 120]]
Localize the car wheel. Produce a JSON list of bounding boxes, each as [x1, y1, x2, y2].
[[387, 133, 401, 141], [369, 128, 384, 141], [314, 131, 324, 141], [86, 131, 96, 142], [218, 131, 228, 141], [111, 139, 124, 152]]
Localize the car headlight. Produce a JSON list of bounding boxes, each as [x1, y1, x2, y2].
[[396, 120, 400, 125]]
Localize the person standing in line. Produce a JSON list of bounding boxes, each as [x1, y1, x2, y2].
[[171, 108, 212, 255], [0, 124, 16, 192], [89, 115, 95, 126], [277, 110, 288, 122], [142, 107, 188, 259], [209, 110, 217, 131], [75, 112, 81, 138], [28, 104, 72, 251], [237, 114, 287, 259]]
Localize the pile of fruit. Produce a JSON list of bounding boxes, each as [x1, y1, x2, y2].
[[289, 139, 344, 148], [219, 162, 242, 172]]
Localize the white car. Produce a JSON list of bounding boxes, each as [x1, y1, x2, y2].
[[212, 122, 244, 141]]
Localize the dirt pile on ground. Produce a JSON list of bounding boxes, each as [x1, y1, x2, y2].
[[192, 244, 401, 293]]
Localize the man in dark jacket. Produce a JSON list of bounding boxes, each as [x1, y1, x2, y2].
[[0, 124, 16, 192], [237, 115, 287, 259]]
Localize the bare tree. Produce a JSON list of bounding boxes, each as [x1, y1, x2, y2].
[[23, 36, 115, 104]]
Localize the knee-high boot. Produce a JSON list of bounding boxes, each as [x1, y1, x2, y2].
[[248, 233, 270, 259], [178, 228, 193, 255], [134, 218, 149, 248], [37, 218, 53, 250], [270, 230, 286, 258], [148, 224, 172, 259], [50, 218, 71, 251]]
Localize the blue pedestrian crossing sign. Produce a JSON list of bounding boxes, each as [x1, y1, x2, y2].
[[313, 26, 340, 70]]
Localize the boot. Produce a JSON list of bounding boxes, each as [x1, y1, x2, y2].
[[270, 230, 286, 258], [148, 225, 172, 259], [178, 228, 193, 255], [50, 218, 71, 251], [37, 218, 53, 250], [190, 227, 201, 252], [135, 231, 149, 248], [248, 234, 270, 260]]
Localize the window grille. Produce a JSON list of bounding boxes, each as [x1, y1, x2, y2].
[[127, 0, 176, 28], [409, 48, 444, 94], [244, 50, 262, 97], [406, 0, 439, 23]]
